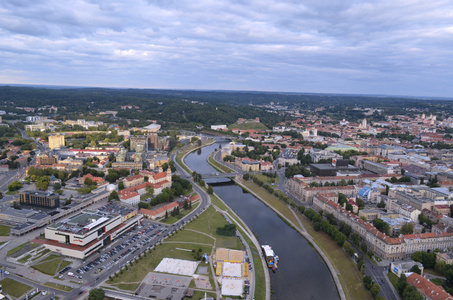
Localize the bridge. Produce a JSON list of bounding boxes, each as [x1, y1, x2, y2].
[[200, 172, 238, 179], [200, 171, 265, 179]]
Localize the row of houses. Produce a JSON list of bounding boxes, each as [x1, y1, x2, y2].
[[313, 194, 453, 259]]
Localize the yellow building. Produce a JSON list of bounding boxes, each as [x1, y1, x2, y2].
[[49, 135, 65, 149]]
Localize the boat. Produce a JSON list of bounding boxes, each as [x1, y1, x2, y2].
[[261, 245, 278, 270]]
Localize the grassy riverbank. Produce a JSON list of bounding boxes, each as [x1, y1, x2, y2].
[[236, 178, 372, 300]]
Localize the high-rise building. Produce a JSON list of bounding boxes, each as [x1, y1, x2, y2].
[[19, 191, 60, 208]]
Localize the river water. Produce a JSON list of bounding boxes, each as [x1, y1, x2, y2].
[[184, 141, 339, 300]]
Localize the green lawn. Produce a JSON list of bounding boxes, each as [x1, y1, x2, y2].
[[107, 242, 212, 290], [430, 278, 444, 285], [0, 278, 32, 298], [207, 153, 234, 173], [7, 241, 38, 256], [238, 177, 371, 300], [208, 194, 266, 300], [298, 215, 372, 300], [18, 254, 32, 263], [44, 282, 73, 292], [32, 257, 71, 276], [0, 224, 11, 236], [5, 191, 18, 195], [387, 271, 399, 290], [253, 174, 279, 184]]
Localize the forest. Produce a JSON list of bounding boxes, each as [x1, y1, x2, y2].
[[2, 86, 452, 129]]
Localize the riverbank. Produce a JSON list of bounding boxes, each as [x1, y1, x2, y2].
[[234, 177, 373, 300], [174, 139, 270, 300]]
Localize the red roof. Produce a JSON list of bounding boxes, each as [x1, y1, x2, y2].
[[140, 201, 178, 216], [406, 273, 453, 300]]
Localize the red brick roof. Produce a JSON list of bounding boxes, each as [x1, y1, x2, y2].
[[407, 273, 453, 300], [140, 201, 178, 217]]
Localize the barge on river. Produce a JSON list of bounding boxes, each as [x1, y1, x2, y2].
[[261, 245, 279, 271]]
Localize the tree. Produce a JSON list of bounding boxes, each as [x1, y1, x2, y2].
[[401, 223, 414, 235], [370, 283, 380, 299], [165, 210, 168, 220], [8, 180, 23, 192], [12, 201, 21, 209], [243, 173, 250, 180], [363, 275, 373, 290], [397, 274, 407, 295], [88, 288, 105, 300], [402, 285, 423, 300], [108, 190, 119, 201], [207, 186, 213, 194], [373, 218, 390, 236], [410, 264, 421, 275], [356, 198, 365, 210], [335, 231, 347, 247], [146, 186, 154, 196], [377, 199, 386, 208], [84, 177, 93, 186], [118, 181, 125, 190], [343, 241, 355, 257], [138, 202, 149, 209]]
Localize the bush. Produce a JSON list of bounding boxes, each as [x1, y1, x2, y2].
[[216, 224, 236, 236]]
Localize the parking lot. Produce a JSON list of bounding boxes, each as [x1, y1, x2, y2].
[[72, 221, 168, 280]]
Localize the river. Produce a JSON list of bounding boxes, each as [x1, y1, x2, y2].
[[185, 141, 339, 300]]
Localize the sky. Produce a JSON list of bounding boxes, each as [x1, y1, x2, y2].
[[1, 0, 453, 98]]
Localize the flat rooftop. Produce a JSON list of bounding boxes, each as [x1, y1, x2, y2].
[[48, 210, 115, 235]]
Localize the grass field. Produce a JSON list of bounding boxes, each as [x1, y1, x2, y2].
[[107, 206, 237, 291], [32, 257, 71, 275], [44, 282, 73, 292], [387, 271, 399, 290], [298, 215, 372, 300], [253, 174, 279, 184], [7, 241, 38, 256], [18, 254, 32, 263], [238, 178, 371, 300], [0, 224, 11, 236], [0, 278, 31, 298], [209, 194, 266, 300], [207, 153, 234, 173]]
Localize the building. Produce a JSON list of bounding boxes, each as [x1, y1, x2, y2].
[[124, 174, 145, 188], [406, 273, 452, 300], [211, 125, 227, 131], [19, 191, 60, 208], [37, 209, 142, 259], [112, 161, 143, 171], [140, 201, 179, 220], [49, 135, 65, 149], [390, 261, 424, 277], [130, 136, 149, 152], [36, 155, 57, 166], [436, 252, 453, 265], [313, 194, 453, 259]]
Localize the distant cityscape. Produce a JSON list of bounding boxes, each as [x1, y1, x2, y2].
[[1, 87, 453, 299]]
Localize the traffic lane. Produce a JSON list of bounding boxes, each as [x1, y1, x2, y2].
[[364, 262, 398, 300]]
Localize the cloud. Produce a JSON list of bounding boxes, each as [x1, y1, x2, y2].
[[0, 0, 453, 97]]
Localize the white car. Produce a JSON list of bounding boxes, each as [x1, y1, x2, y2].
[[4, 271, 9, 275]]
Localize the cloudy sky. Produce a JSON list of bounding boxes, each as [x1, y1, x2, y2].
[[1, 0, 453, 97]]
